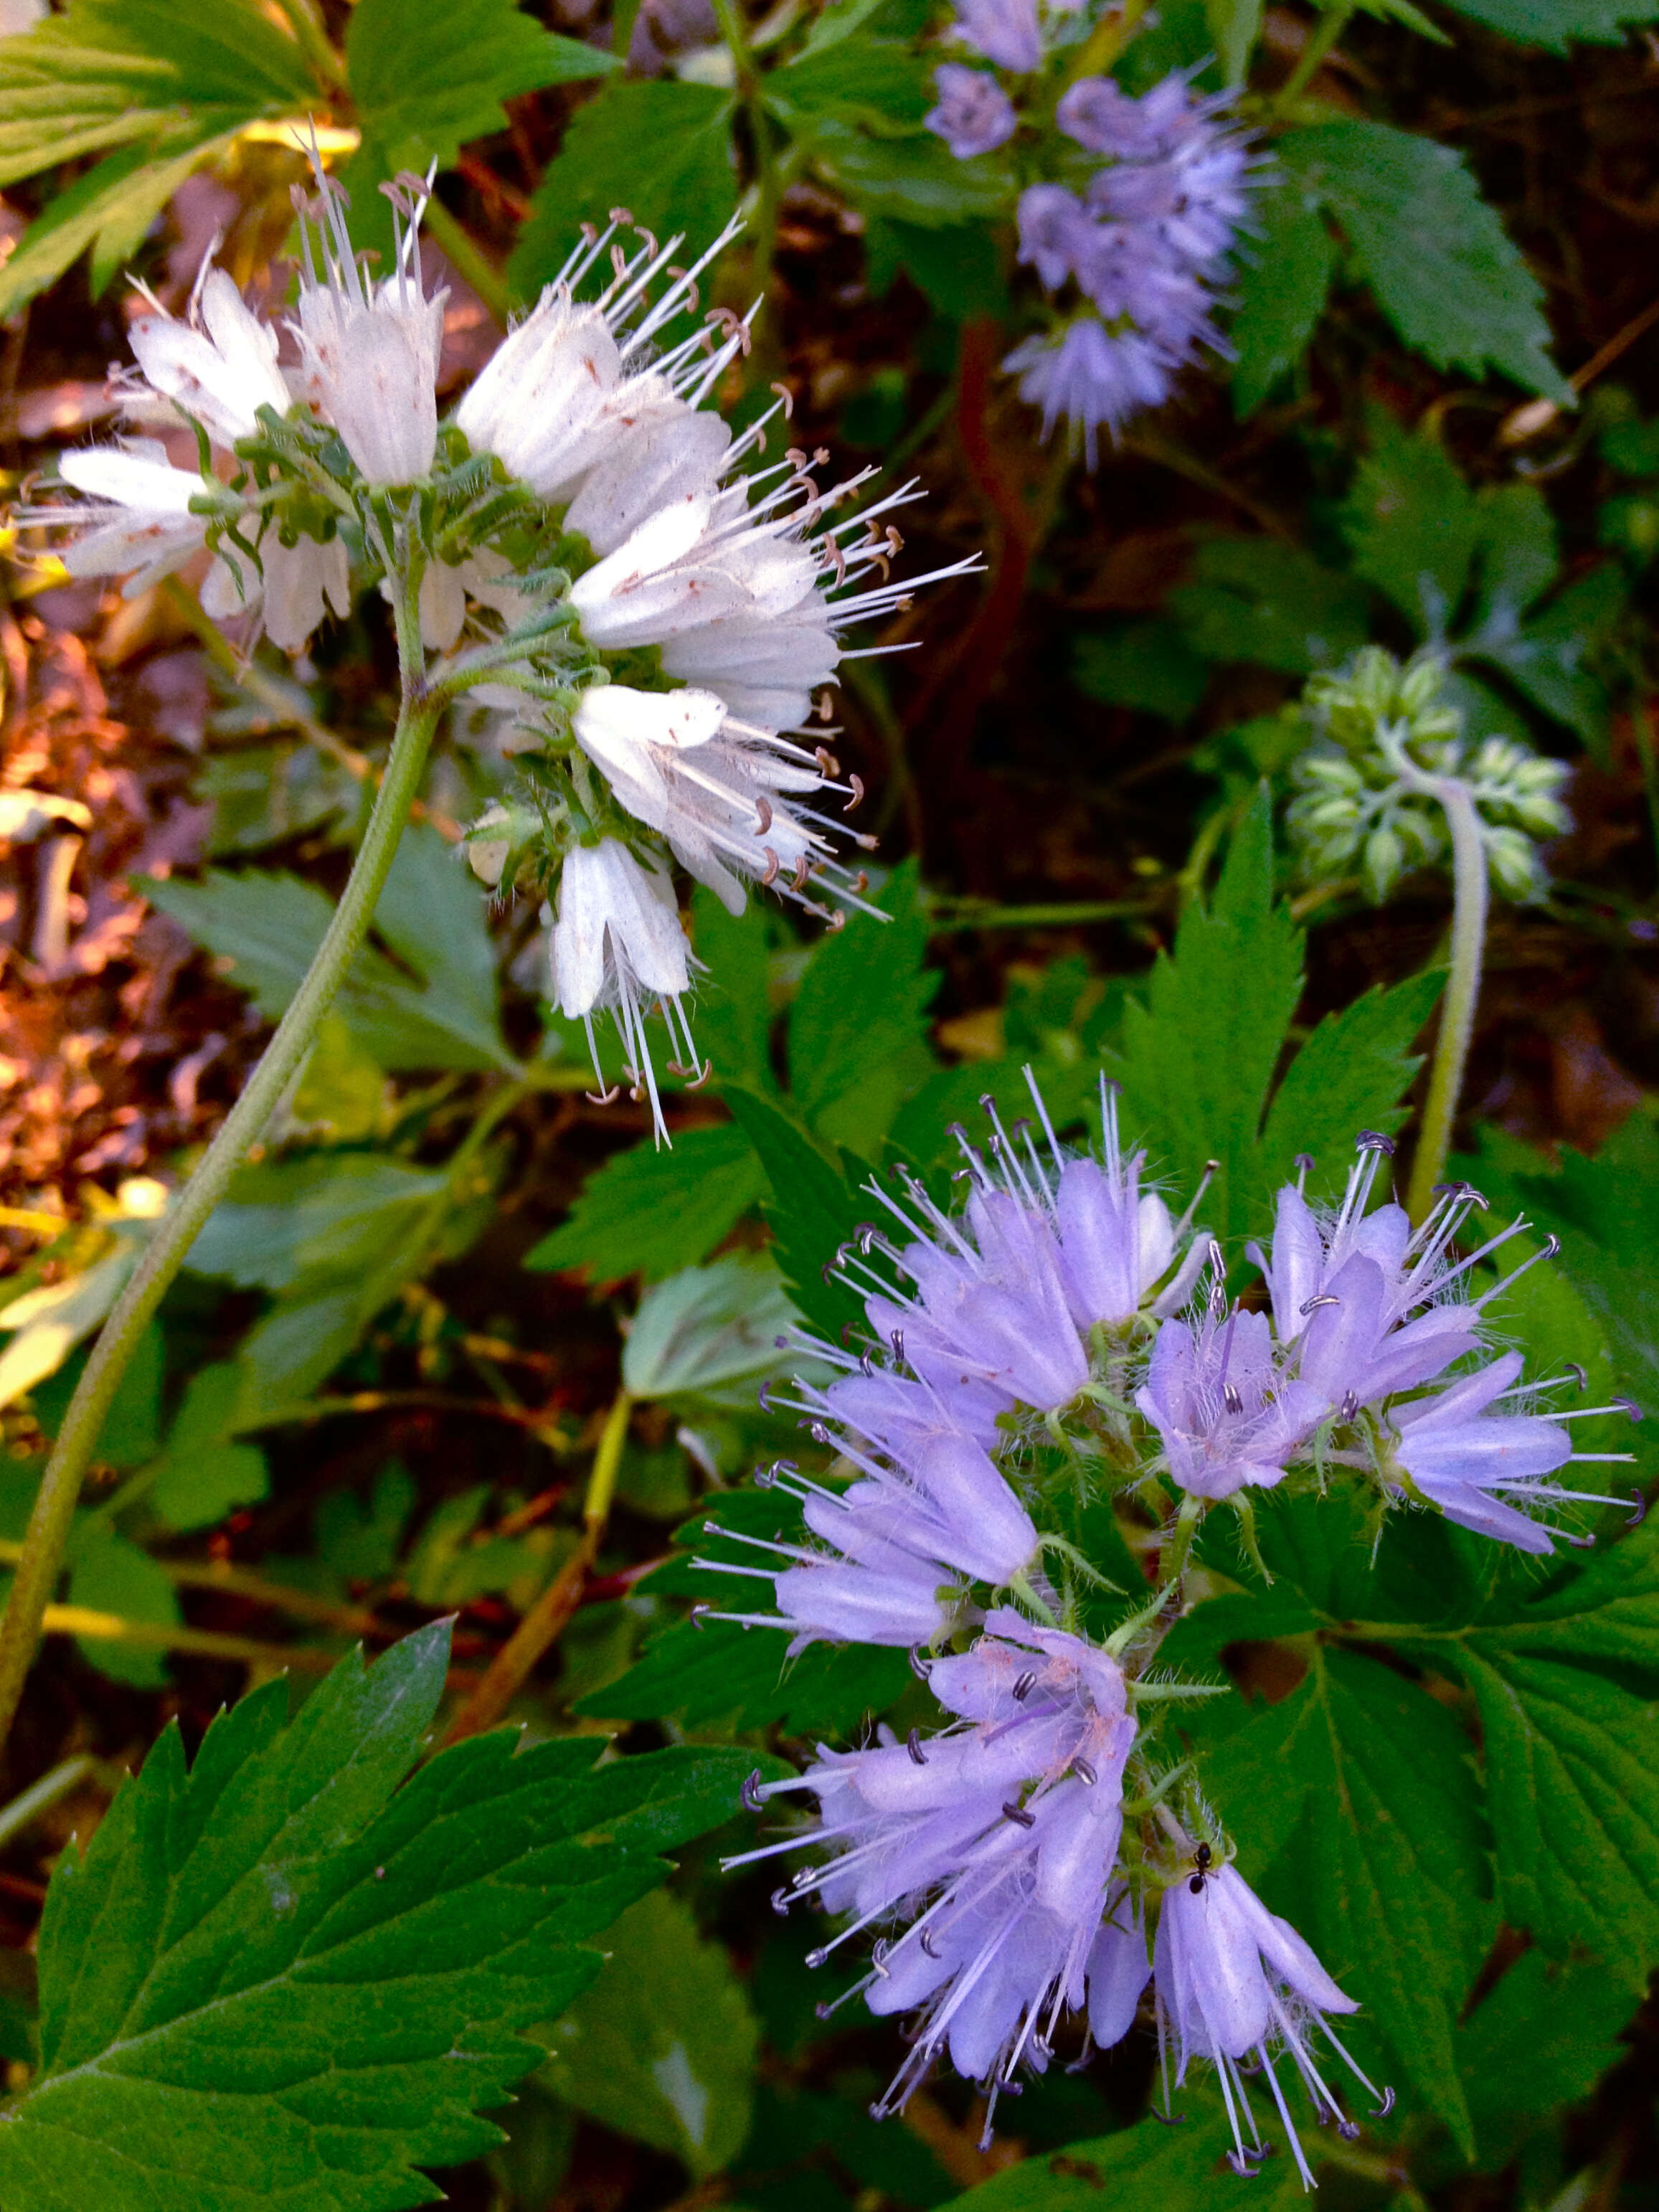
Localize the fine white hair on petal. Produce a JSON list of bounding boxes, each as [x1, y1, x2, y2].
[[548, 837, 701, 1147]]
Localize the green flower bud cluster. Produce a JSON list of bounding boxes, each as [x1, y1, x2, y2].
[[1286, 648, 1571, 904]]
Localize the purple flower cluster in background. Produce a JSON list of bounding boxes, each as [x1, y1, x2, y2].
[[1013, 67, 1256, 455], [924, 37, 1263, 459]]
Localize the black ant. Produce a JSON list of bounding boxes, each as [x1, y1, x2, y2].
[[1188, 1841, 1214, 1896]]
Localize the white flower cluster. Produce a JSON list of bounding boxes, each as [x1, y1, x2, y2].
[[23, 165, 974, 1141]]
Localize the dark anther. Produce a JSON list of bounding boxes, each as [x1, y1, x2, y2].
[[803, 1946, 827, 1969], [1012, 1670, 1036, 1701], [757, 1383, 774, 1412], [1208, 1239, 1226, 1274], [1564, 1530, 1597, 1549], [1003, 1800, 1036, 1829], [1293, 1153, 1314, 1173], [821, 1261, 836, 1285], [1151, 2109, 1188, 2127], [841, 1323, 859, 1348], [690, 1604, 712, 1631], [907, 1728, 928, 1766], [979, 1093, 997, 1116], [1614, 1394, 1644, 1422], [860, 1352, 875, 1379], [815, 2000, 835, 2019], [1541, 1234, 1561, 1259], [1355, 1130, 1396, 1155], [1629, 1492, 1649, 1527], [909, 1645, 933, 1680], [755, 1462, 776, 1493], [871, 1939, 891, 1977], [771, 1886, 793, 1916], [741, 1769, 765, 1811], [1371, 2087, 1395, 2119], [1300, 1293, 1341, 1314], [1338, 2120, 1361, 2141], [810, 1421, 831, 1445], [1563, 1361, 1587, 1389], [1223, 1385, 1243, 1415], [920, 1927, 940, 1957], [891, 1329, 905, 1363], [1225, 2152, 1259, 2178], [1340, 1391, 1359, 1422], [1073, 1757, 1097, 1785]]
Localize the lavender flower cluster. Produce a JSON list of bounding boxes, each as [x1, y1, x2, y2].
[[923, 5, 1259, 458], [712, 1077, 1635, 2176]]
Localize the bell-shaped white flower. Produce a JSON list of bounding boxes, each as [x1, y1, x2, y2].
[[549, 838, 701, 1145], [126, 265, 293, 448], [572, 683, 871, 920], [201, 533, 352, 653], [289, 171, 443, 487], [52, 441, 211, 591]]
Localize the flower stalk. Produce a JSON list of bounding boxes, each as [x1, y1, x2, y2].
[[0, 554, 443, 1759], [1387, 740, 1493, 1225]]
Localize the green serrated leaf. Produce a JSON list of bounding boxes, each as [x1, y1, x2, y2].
[[186, 1155, 450, 1295], [622, 1254, 797, 1407], [578, 1614, 909, 1735], [1339, 410, 1484, 628], [1437, 0, 1659, 49], [0, 1626, 769, 2212], [1229, 175, 1335, 415], [507, 80, 737, 299], [148, 829, 513, 1074], [524, 1120, 768, 1282], [0, 128, 235, 317], [65, 1523, 181, 1689], [1112, 790, 1303, 1241], [1257, 968, 1444, 1194], [1452, 1648, 1659, 1982], [345, 0, 615, 182], [932, 2106, 1308, 2211], [722, 1085, 866, 1341], [1457, 1949, 1636, 2168], [539, 1889, 757, 2175], [788, 860, 937, 1151], [1281, 119, 1573, 402], [1171, 537, 1371, 675]]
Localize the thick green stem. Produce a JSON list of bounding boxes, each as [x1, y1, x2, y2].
[[1405, 780, 1489, 1224], [0, 571, 441, 1758]]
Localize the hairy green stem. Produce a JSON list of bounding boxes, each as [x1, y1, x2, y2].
[[0, 564, 441, 1759], [1404, 778, 1488, 1224], [712, 0, 782, 305]]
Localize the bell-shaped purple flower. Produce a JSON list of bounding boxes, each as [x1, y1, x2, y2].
[[927, 62, 1018, 159], [1386, 1351, 1633, 1554], [1137, 1300, 1328, 1502], [1252, 1141, 1536, 1415], [727, 1614, 1136, 2143], [951, 0, 1041, 73], [695, 1422, 1040, 1650], [1016, 184, 1092, 292], [1155, 1863, 1386, 2185], [1004, 322, 1176, 465]]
